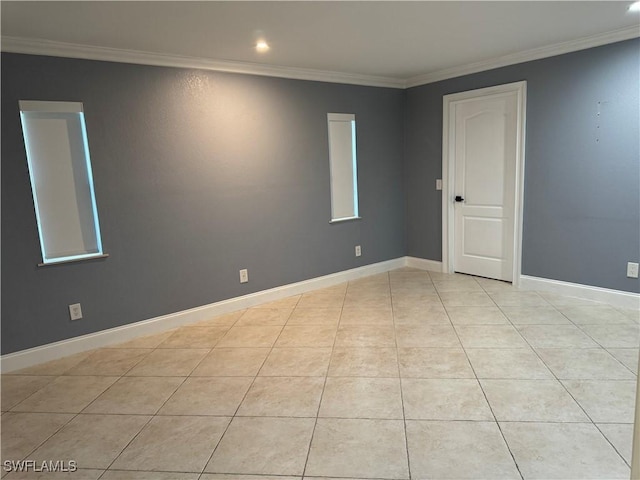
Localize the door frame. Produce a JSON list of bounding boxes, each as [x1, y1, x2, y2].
[[441, 81, 527, 285]]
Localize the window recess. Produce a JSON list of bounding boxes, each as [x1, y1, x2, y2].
[[19, 100, 107, 266], [327, 113, 360, 223]]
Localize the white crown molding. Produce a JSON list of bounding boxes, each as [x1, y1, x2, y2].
[[405, 26, 640, 88], [4, 26, 638, 90], [0, 36, 406, 89]]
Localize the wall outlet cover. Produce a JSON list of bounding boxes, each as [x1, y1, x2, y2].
[[627, 262, 639, 279], [69, 303, 83, 321], [355, 245, 362, 257], [239, 269, 249, 283]]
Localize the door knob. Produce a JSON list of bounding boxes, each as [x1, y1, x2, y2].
[[455, 196, 465, 202]]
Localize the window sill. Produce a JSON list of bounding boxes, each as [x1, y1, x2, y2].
[[38, 253, 109, 267], [329, 216, 362, 224]]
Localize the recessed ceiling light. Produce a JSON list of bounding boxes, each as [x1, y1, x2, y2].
[[256, 40, 270, 52], [629, 1, 640, 12]]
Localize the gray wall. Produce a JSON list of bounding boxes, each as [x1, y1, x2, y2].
[[3, 38, 639, 354], [405, 38, 640, 293], [1, 54, 405, 354]]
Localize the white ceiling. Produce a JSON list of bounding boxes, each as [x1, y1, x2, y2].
[[2, 1, 639, 87]]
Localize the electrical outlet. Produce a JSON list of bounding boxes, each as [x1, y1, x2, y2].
[[627, 262, 639, 279], [239, 269, 249, 283], [355, 245, 362, 257], [436, 179, 443, 191], [69, 303, 83, 321]]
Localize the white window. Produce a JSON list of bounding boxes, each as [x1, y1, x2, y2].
[[19, 100, 106, 265], [327, 113, 360, 222]]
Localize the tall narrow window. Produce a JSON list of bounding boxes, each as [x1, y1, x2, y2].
[[19, 100, 105, 265], [327, 113, 359, 222]]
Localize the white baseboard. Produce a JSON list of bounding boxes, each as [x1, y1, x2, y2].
[[405, 257, 443, 272], [1, 257, 406, 373], [519, 275, 640, 311], [8, 260, 634, 373]]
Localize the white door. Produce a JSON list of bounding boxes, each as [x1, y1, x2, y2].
[[450, 88, 520, 281]]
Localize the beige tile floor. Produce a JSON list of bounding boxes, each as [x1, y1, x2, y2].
[[1, 269, 639, 479]]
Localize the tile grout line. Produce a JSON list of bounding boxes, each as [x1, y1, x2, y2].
[[443, 276, 525, 480], [96, 310, 245, 476], [6, 409, 78, 469], [390, 271, 414, 480], [3, 271, 635, 478], [198, 295, 302, 476], [301, 282, 348, 478], [553, 302, 637, 354], [97, 342, 211, 475], [8, 349, 151, 472], [490, 290, 634, 470]]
